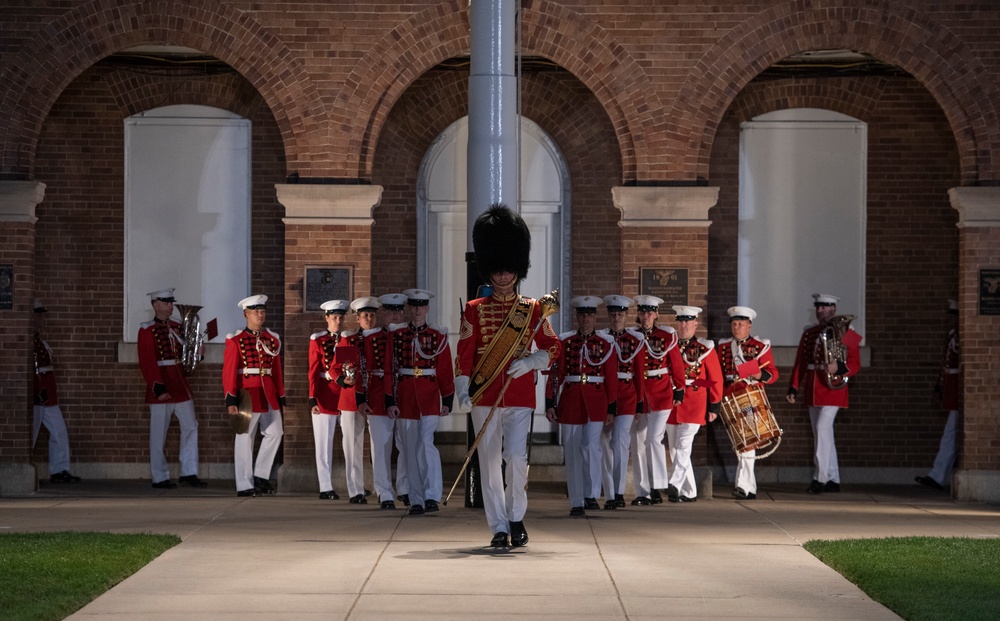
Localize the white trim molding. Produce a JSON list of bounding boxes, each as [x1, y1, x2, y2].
[[277, 184, 383, 226], [612, 186, 719, 227], [948, 186, 1000, 228], [0, 180, 46, 223]]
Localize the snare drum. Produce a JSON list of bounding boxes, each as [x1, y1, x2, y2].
[[719, 382, 782, 457]]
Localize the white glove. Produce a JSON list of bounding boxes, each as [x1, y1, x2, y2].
[[507, 349, 551, 379], [454, 375, 473, 413]]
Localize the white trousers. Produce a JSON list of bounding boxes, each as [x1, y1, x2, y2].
[[562, 421, 604, 508], [394, 421, 409, 496], [234, 408, 283, 491], [735, 449, 757, 494], [368, 415, 397, 501], [927, 410, 959, 486], [602, 414, 634, 497], [472, 405, 531, 536], [666, 422, 700, 498], [32, 405, 71, 475], [632, 409, 670, 497], [311, 412, 339, 493], [397, 416, 441, 507], [148, 399, 198, 483], [341, 409, 368, 497], [809, 406, 840, 484]]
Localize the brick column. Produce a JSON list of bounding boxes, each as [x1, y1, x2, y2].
[[613, 185, 720, 497], [0, 181, 45, 495], [275, 183, 382, 493], [948, 187, 1000, 502]]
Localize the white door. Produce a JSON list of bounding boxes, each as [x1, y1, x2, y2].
[[418, 116, 570, 436]]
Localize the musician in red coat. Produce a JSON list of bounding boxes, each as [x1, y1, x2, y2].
[[715, 306, 778, 500], [385, 289, 455, 516], [339, 297, 380, 505], [786, 293, 862, 494], [546, 296, 618, 516], [357, 296, 399, 509], [630, 295, 686, 506], [224, 294, 286, 496], [454, 206, 561, 548], [308, 299, 349, 500], [666, 306, 723, 502], [32, 300, 79, 483], [916, 299, 961, 490], [137, 288, 204, 489], [378, 293, 410, 506], [599, 295, 646, 509]]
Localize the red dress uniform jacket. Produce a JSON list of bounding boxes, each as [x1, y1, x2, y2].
[[308, 329, 342, 415], [936, 327, 961, 412], [669, 337, 723, 425], [638, 326, 687, 413], [546, 330, 619, 425], [716, 336, 779, 395], [788, 323, 862, 408], [33, 332, 59, 406], [455, 293, 561, 408], [600, 328, 646, 415], [336, 329, 365, 411], [138, 318, 193, 404], [385, 322, 455, 419], [357, 327, 390, 416], [223, 327, 285, 413]]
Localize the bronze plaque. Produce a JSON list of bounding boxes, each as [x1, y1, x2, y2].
[[0, 265, 12, 310], [640, 267, 688, 307], [304, 266, 352, 312], [980, 268, 1000, 316]]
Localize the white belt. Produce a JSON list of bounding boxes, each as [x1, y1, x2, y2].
[[400, 368, 435, 377], [370, 370, 384, 377], [807, 364, 821, 370], [617, 372, 633, 380], [944, 369, 960, 375], [36, 366, 53, 374], [564, 375, 604, 384], [645, 368, 670, 378], [243, 368, 272, 376], [157, 359, 176, 367], [685, 379, 695, 386]]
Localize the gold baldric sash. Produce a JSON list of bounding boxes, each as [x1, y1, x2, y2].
[[469, 296, 537, 405]]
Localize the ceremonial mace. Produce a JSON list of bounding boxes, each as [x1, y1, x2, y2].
[[443, 290, 560, 505]]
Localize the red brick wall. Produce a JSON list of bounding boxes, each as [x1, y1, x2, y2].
[[0, 222, 35, 463]]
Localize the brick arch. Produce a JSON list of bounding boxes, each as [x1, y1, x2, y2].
[[340, 0, 660, 183], [0, 0, 325, 179], [668, 0, 1000, 184], [729, 78, 888, 125], [104, 71, 265, 120]]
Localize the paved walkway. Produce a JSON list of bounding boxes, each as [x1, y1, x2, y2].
[[2, 480, 998, 620]]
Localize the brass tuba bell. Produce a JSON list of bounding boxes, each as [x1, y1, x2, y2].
[[175, 304, 205, 375], [819, 314, 855, 390]]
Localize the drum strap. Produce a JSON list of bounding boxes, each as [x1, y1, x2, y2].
[[469, 296, 536, 404]]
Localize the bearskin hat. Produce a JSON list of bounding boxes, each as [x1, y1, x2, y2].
[[472, 204, 531, 282]]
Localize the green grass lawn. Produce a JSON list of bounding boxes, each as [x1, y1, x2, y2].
[[805, 537, 1000, 621], [0, 531, 179, 621]]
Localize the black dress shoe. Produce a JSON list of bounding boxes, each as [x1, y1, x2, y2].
[[319, 490, 340, 500], [253, 477, 276, 494], [408, 504, 425, 516], [614, 494, 626, 508], [509, 521, 528, 547], [666, 485, 679, 502], [746, 492, 757, 500], [179, 475, 207, 488], [603, 499, 617, 510], [806, 479, 824, 494], [732, 487, 748, 500], [823, 481, 841, 493], [651, 489, 664, 504], [490, 532, 510, 548], [349, 494, 368, 504], [50, 471, 81, 483], [380, 500, 397, 510], [364, 488, 372, 497], [678, 495, 697, 503], [584, 497, 600, 510], [424, 499, 439, 512], [151, 479, 177, 489], [630, 496, 652, 506], [236, 488, 256, 497], [915, 476, 944, 490], [398, 494, 410, 507], [569, 506, 585, 517]]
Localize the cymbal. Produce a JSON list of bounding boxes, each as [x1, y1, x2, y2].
[[230, 389, 253, 434]]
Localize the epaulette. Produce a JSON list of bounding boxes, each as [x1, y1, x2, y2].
[[340, 329, 359, 338], [362, 327, 383, 337], [310, 330, 328, 341], [427, 322, 447, 334], [139, 320, 155, 329], [226, 330, 242, 340], [753, 336, 771, 346], [625, 327, 645, 340], [594, 331, 615, 345], [265, 328, 282, 344], [388, 322, 408, 332], [718, 337, 733, 345], [697, 337, 715, 349], [559, 330, 577, 341], [656, 325, 677, 335]]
